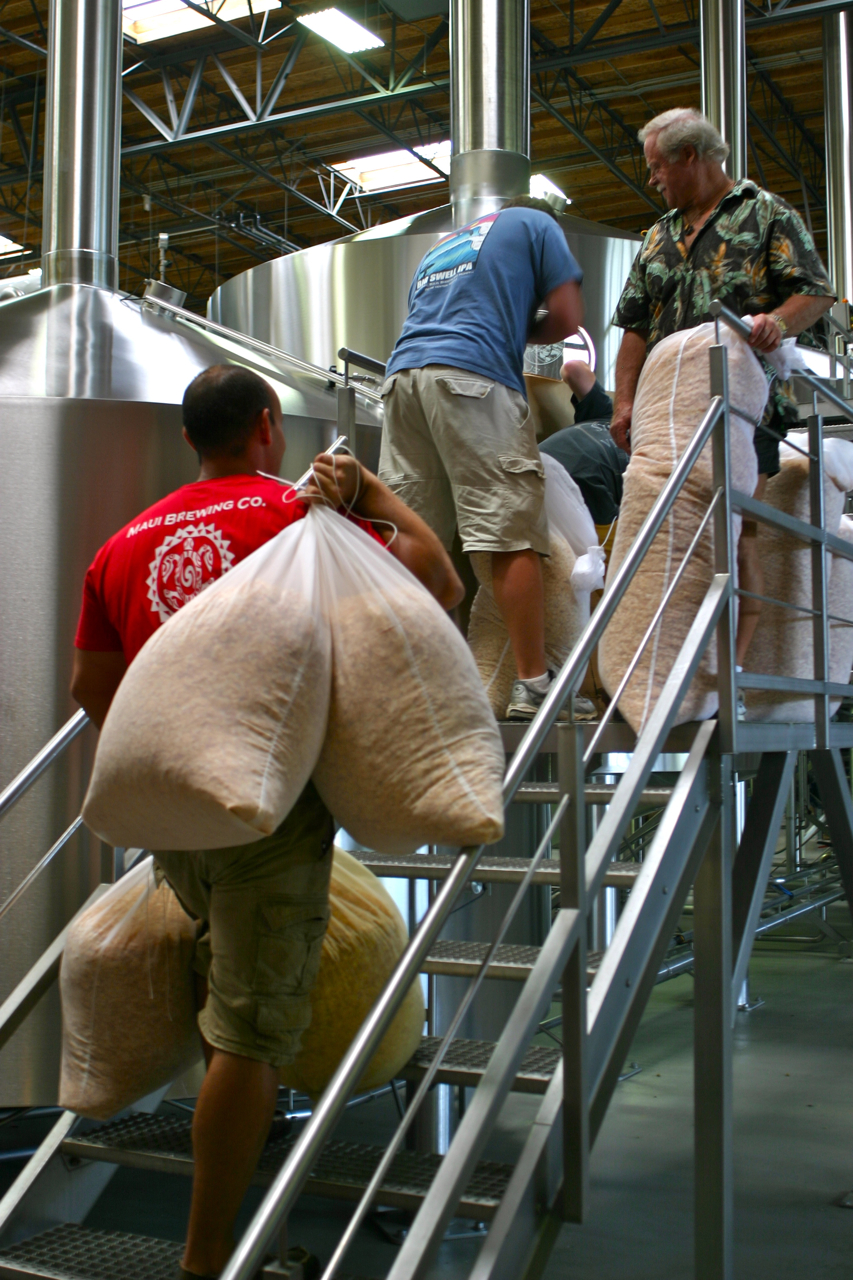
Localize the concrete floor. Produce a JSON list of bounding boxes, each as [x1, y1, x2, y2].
[[2, 924, 850, 1279]]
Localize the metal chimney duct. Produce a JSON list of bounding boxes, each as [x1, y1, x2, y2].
[[700, 0, 746, 180], [823, 13, 853, 308], [41, 0, 121, 288], [449, 0, 531, 225]]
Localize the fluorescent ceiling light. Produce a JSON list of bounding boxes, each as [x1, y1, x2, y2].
[[330, 140, 450, 194], [123, 0, 280, 45], [297, 8, 384, 53], [0, 235, 24, 257], [530, 173, 571, 205]]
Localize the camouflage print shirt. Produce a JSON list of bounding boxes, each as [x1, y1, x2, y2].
[[613, 178, 834, 431]]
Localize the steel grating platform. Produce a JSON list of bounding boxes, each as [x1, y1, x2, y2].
[[60, 1114, 513, 1220], [355, 851, 643, 891], [0, 1224, 183, 1280], [422, 940, 603, 984], [401, 1036, 560, 1093]]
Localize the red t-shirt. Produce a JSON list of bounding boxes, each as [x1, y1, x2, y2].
[[75, 473, 381, 664]]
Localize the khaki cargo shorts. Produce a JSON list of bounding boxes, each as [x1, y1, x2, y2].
[[378, 365, 549, 555], [155, 782, 334, 1069]]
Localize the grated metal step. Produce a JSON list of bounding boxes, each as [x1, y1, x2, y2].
[[401, 1036, 560, 1094], [355, 851, 642, 891], [60, 1114, 512, 1220], [0, 1224, 182, 1280], [513, 782, 672, 809], [422, 941, 603, 985]]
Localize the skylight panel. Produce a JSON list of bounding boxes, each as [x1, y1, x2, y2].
[[297, 8, 384, 53]]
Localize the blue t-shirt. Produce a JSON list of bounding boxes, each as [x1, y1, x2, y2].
[[386, 207, 583, 397]]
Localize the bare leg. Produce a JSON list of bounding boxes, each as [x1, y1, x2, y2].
[[491, 549, 547, 680], [735, 474, 768, 668], [182, 1047, 279, 1277]]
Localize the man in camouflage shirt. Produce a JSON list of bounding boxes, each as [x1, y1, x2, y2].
[[611, 107, 834, 666]]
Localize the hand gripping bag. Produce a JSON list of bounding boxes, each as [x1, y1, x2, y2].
[[59, 858, 201, 1119], [745, 451, 849, 721], [83, 515, 331, 850], [467, 536, 589, 719], [309, 506, 505, 855], [598, 324, 768, 732], [279, 848, 425, 1099]]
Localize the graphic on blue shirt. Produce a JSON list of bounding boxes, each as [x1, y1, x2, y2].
[[414, 214, 498, 292]]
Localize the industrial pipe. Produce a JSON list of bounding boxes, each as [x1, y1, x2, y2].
[[700, 0, 747, 180], [41, 0, 122, 287], [449, 0, 531, 224], [823, 13, 853, 306]]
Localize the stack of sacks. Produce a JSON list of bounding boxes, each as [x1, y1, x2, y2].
[[60, 850, 425, 1118], [83, 505, 505, 858], [598, 323, 768, 732], [467, 537, 588, 719], [744, 436, 853, 721]]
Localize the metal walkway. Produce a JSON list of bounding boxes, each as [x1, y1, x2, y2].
[[1, 302, 853, 1280]]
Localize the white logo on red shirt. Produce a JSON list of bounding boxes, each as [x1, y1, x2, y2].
[[146, 523, 235, 623]]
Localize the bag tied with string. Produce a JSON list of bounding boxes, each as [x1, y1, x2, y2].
[[59, 857, 201, 1119], [309, 505, 505, 856], [82, 515, 332, 851]]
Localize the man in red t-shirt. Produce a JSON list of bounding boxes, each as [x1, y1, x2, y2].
[[72, 364, 462, 1279]]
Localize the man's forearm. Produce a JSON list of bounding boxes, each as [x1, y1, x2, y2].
[[613, 329, 648, 418], [774, 293, 835, 335], [352, 469, 464, 609]]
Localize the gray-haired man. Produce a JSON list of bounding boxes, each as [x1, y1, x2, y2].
[[611, 106, 834, 668]]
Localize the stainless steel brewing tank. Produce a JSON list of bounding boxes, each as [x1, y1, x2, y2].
[[0, 282, 379, 1105], [208, 205, 640, 392]]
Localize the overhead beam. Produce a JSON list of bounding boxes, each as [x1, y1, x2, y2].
[[204, 138, 359, 232], [121, 77, 448, 156]]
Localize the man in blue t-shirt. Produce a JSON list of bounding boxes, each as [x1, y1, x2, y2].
[[379, 196, 585, 720]]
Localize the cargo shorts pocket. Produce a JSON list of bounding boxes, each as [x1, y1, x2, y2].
[[436, 376, 493, 399], [498, 455, 545, 479], [253, 900, 330, 1002], [381, 373, 399, 397]]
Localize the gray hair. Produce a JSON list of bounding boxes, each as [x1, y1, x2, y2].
[[638, 108, 730, 164]]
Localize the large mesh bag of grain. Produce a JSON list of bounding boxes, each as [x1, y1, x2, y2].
[[279, 848, 424, 1099], [744, 443, 851, 721], [467, 537, 590, 718], [59, 858, 201, 1119], [598, 323, 767, 732], [83, 516, 332, 850], [310, 507, 505, 855]]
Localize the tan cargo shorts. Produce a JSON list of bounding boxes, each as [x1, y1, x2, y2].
[[378, 365, 550, 555], [155, 782, 334, 1069]]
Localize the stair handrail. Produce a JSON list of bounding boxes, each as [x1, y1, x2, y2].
[[0, 709, 89, 824], [218, 391, 729, 1280]]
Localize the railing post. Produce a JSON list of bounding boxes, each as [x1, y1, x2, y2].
[[808, 409, 830, 748], [693, 746, 734, 1280], [709, 341, 737, 753], [336, 383, 357, 459], [558, 722, 588, 1223]]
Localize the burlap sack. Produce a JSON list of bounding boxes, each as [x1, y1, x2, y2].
[[745, 455, 848, 721], [83, 517, 331, 851], [598, 324, 767, 732], [59, 858, 201, 1120], [311, 508, 505, 856], [467, 536, 590, 718], [279, 848, 424, 1099]]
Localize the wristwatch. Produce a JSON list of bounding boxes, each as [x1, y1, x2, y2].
[[769, 312, 789, 337]]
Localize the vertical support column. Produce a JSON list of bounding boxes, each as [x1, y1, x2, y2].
[[700, 0, 747, 180], [693, 748, 734, 1280], [823, 14, 853, 309], [558, 723, 588, 1223], [808, 412, 830, 748], [336, 384, 357, 461], [710, 342, 738, 753]]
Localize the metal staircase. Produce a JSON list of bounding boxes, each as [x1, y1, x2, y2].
[[1, 304, 852, 1280]]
